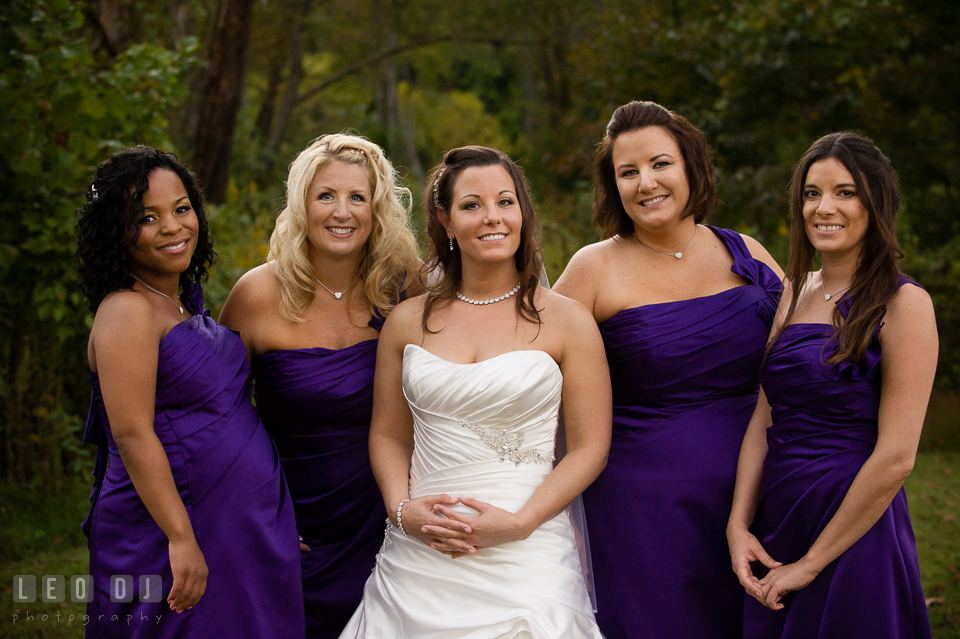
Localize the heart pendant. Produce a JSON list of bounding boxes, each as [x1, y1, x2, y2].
[[334, 292, 342, 299], [674, 252, 683, 259]]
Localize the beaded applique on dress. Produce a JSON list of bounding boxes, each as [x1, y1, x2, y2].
[[459, 420, 555, 466]]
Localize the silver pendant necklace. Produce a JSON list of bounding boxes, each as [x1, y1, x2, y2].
[[636, 224, 698, 259], [457, 283, 521, 306], [131, 274, 184, 314], [820, 271, 852, 301], [314, 275, 359, 300]]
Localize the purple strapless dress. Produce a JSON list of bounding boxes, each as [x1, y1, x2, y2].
[[81, 283, 304, 638], [745, 275, 932, 639], [253, 314, 386, 639], [583, 226, 781, 639]]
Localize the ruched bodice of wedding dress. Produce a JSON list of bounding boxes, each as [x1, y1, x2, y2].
[[339, 344, 603, 639]]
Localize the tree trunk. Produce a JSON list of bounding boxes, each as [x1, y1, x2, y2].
[[400, 99, 424, 187], [84, 0, 133, 57], [373, 0, 401, 156], [192, 0, 256, 203], [168, 0, 194, 43], [254, 65, 283, 143], [260, 15, 305, 179], [371, 0, 424, 184], [522, 36, 536, 141]]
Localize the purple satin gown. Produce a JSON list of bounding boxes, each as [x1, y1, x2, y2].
[[253, 314, 386, 638], [81, 283, 304, 638], [745, 275, 932, 639], [583, 226, 781, 639]]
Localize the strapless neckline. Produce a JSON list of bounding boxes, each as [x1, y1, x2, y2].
[[403, 343, 560, 372]]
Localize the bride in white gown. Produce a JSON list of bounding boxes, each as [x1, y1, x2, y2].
[[340, 146, 611, 639]]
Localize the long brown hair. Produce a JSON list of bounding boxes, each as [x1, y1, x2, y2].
[[422, 146, 543, 333], [772, 131, 903, 365], [593, 100, 717, 240]]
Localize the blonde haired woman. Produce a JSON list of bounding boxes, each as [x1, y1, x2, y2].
[[220, 133, 421, 638]]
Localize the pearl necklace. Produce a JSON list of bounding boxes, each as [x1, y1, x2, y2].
[[314, 275, 359, 300], [456, 283, 521, 305], [820, 271, 852, 301], [635, 224, 698, 259], [131, 275, 184, 314]]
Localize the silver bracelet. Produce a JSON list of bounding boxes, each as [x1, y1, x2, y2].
[[395, 499, 410, 536]]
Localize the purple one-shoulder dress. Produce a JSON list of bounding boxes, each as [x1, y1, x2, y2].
[[82, 283, 304, 638], [745, 275, 932, 639], [253, 314, 386, 638], [583, 226, 781, 639]]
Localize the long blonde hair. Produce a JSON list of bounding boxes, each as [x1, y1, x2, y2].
[[268, 133, 418, 320]]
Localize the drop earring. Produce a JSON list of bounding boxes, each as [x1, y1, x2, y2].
[[449, 236, 454, 251]]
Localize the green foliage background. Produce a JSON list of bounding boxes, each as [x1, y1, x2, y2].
[[1, 0, 958, 492]]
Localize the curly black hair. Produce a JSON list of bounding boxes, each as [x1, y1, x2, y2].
[[76, 146, 216, 313]]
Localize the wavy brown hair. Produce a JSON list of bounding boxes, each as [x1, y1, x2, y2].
[[772, 131, 903, 365], [593, 100, 717, 240], [422, 146, 543, 332]]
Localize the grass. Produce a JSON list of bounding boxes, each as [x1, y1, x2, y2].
[[2, 548, 89, 637], [0, 480, 91, 638], [921, 391, 960, 453], [1, 452, 958, 637], [911, 452, 960, 638]]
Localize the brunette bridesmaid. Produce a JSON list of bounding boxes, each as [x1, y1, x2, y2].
[[727, 132, 936, 639], [220, 133, 420, 638], [554, 100, 783, 639]]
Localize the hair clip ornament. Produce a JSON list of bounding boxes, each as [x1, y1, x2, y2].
[[432, 166, 446, 209]]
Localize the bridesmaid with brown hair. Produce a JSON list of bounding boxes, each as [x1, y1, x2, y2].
[[728, 131, 936, 639], [555, 101, 783, 639]]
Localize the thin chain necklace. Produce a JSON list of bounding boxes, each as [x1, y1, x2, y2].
[[635, 224, 698, 259], [131, 274, 183, 314], [457, 283, 521, 306], [820, 270, 852, 301], [314, 275, 359, 300]]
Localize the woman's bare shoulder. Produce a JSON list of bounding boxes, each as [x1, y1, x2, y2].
[[382, 294, 427, 343], [537, 287, 599, 334]]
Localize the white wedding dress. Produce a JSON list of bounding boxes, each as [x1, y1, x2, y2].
[[339, 344, 603, 639]]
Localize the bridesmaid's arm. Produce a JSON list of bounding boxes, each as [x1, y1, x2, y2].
[[219, 263, 275, 363], [220, 264, 313, 553], [552, 245, 601, 318], [726, 388, 781, 601], [758, 284, 938, 610], [728, 282, 793, 601], [92, 293, 208, 613], [368, 300, 472, 554], [518, 294, 612, 526]]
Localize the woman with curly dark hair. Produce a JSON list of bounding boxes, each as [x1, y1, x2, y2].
[[77, 146, 303, 637]]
